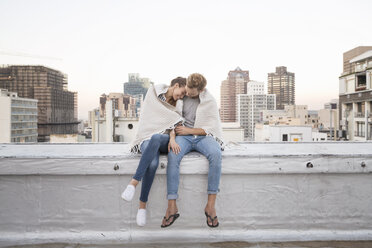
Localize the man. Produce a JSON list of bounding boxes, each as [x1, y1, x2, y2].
[[161, 73, 224, 228]]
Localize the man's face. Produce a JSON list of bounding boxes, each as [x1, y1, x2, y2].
[[185, 86, 200, 98]]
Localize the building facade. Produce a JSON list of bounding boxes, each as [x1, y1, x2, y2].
[[339, 46, 372, 141], [307, 110, 319, 129], [268, 66, 295, 110], [91, 100, 139, 143], [324, 99, 339, 110], [99, 93, 140, 118], [220, 67, 250, 122], [221, 122, 245, 143], [237, 81, 276, 140], [123, 73, 152, 99], [318, 108, 339, 140], [255, 124, 326, 142], [0, 89, 38, 143], [262, 105, 309, 126], [0, 65, 78, 142]]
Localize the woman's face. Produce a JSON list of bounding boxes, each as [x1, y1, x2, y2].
[[172, 84, 186, 101]]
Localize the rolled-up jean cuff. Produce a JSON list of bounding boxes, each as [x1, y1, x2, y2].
[[207, 189, 220, 195], [132, 175, 141, 181], [167, 194, 178, 200]]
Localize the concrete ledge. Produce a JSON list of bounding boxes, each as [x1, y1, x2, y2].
[[1, 143, 372, 175], [1, 230, 372, 246], [0, 143, 372, 246]]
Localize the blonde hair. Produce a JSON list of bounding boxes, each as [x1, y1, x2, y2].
[[187, 73, 207, 91]]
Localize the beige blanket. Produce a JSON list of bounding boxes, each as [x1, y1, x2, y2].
[[130, 84, 184, 153], [179, 88, 225, 149]]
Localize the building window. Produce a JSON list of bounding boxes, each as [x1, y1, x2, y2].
[[282, 134, 288, 141], [356, 74, 367, 91], [128, 124, 133, 129], [355, 121, 365, 137]]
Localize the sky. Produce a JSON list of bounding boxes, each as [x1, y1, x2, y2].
[[1, 0, 372, 120]]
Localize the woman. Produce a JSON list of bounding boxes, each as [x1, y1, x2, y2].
[[121, 77, 186, 227]]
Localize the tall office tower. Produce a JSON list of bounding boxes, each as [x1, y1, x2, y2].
[[0, 65, 78, 142], [268, 66, 295, 110], [237, 81, 276, 140], [339, 46, 372, 141], [123, 73, 153, 99], [220, 67, 250, 122]]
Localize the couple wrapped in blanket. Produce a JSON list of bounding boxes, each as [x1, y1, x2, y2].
[[121, 73, 224, 228]]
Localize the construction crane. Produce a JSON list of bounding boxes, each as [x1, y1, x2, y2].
[[0, 50, 62, 61]]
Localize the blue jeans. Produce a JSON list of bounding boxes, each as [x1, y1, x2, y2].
[[167, 135, 222, 200], [133, 134, 169, 202]]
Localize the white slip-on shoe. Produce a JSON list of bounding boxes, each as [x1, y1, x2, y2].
[[136, 209, 147, 227], [121, 184, 135, 201]]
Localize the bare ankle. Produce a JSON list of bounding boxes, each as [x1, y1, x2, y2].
[[130, 179, 139, 187], [168, 200, 177, 208], [139, 201, 146, 209]]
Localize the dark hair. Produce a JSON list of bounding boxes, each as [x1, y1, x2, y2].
[[170, 77, 186, 87]]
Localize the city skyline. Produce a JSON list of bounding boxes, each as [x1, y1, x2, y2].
[[1, 0, 372, 119]]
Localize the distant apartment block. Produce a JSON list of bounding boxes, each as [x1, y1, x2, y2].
[[220, 67, 250, 122], [0, 89, 38, 143], [268, 66, 295, 110], [99, 93, 140, 118], [237, 81, 276, 140], [318, 108, 339, 139], [307, 110, 319, 129], [0, 65, 78, 142], [339, 46, 372, 141], [262, 105, 309, 126], [316, 99, 339, 140], [90, 101, 139, 143]]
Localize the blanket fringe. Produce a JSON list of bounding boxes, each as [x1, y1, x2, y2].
[[206, 133, 225, 151], [130, 118, 184, 154]]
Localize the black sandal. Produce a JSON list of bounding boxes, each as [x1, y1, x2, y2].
[[205, 212, 219, 228], [160, 213, 180, 228]]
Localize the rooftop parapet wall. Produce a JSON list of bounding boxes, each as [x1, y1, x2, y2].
[[0, 143, 372, 246]]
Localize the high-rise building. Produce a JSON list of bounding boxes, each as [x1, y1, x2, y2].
[[123, 73, 152, 117], [0, 89, 38, 143], [268, 66, 295, 110], [0, 65, 78, 142], [237, 81, 276, 140], [123, 73, 153, 99], [220, 67, 250, 122], [339, 46, 372, 141]]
